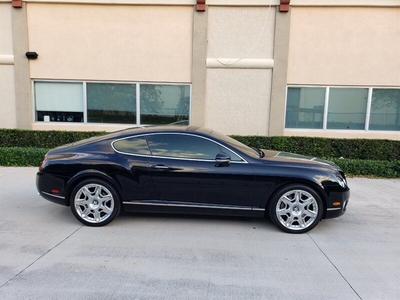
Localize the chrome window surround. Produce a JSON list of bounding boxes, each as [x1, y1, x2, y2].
[[112, 132, 248, 164]]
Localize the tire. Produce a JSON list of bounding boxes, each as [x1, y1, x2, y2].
[[268, 184, 323, 234], [70, 179, 121, 227]]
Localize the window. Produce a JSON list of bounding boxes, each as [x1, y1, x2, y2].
[[34, 81, 191, 125], [113, 137, 150, 155], [87, 83, 136, 124], [327, 88, 368, 130], [147, 134, 221, 160], [285, 86, 400, 131], [35, 82, 84, 122], [140, 84, 190, 125], [285, 87, 325, 129], [220, 147, 243, 162], [370, 89, 400, 131]]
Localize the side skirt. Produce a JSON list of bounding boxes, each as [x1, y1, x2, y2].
[[122, 201, 265, 217]]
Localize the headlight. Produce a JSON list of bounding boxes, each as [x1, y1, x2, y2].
[[336, 175, 347, 188]]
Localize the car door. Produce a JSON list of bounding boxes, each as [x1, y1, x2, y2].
[[112, 135, 160, 204], [146, 133, 255, 209]]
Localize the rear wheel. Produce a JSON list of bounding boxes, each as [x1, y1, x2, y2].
[[268, 184, 323, 234], [70, 179, 121, 226]]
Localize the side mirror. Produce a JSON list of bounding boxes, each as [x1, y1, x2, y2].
[[215, 152, 231, 166]]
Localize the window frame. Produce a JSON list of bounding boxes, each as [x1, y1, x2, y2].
[[285, 85, 400, 132], [111, 133, 248, 163], [32, 80, 192, 126]]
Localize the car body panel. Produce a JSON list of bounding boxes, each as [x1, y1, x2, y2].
[[36, 126, 350, 224]]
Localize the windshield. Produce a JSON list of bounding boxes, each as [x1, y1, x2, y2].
[[208, 130, 260, 158]]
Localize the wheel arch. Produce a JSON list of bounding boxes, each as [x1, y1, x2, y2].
[[265, 179, 328, 218], [65, 170, 123, 206]]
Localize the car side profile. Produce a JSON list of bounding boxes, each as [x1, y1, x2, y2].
[[36, 126, 350, 233]]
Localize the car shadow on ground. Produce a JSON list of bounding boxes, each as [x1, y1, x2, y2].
[[118, 210, 277, 231]]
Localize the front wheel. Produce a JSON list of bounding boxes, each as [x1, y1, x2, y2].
[[268, 184, 323, 234], [70, 179, 121, 226]]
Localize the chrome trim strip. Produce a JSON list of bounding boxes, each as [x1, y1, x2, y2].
[[252, 208, 265, 211], [327, 207, 342, 211], [42, 191, 65, 199], [123, 201, 164, 206], [165, 203, 252, 210], [123, 201, 253, 211]]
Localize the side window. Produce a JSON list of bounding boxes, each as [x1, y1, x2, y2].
[[221, 147, 244, 162], [147, 134, 221, 160], [113, 137, 150, 155]]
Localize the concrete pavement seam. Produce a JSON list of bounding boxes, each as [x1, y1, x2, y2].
[[0, 225, 83, 290], [307, 233, 363, 300]]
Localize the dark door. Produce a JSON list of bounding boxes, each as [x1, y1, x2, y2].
[[146, 133, 255, 208]]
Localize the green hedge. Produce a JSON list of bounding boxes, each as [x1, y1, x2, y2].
[[1, 129, 399, 177], [2, 129, 400, 161], [1, 147, 398, 177], [231, 135, 400, 161], [0, 129, 105, 149], [0, 147, 48, 167], [330, 158, 400, 178]]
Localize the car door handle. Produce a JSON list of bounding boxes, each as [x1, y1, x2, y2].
[[152, 164, 170, 170]]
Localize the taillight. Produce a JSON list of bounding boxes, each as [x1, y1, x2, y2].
[[39, 157, 48, 171]]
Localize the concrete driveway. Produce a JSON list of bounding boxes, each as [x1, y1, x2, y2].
[[0, 167, 399, 300]]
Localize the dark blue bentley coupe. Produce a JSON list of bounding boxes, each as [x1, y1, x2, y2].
[[36, 126, 350, 233]]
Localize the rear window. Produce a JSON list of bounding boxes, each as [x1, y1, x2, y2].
[[113, 137, 150, 155]]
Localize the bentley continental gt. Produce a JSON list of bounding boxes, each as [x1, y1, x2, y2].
[[36, 126, 350, 233]]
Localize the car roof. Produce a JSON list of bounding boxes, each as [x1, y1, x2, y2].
[[48, 125, 217, 154], [114, 125, 213, 137]]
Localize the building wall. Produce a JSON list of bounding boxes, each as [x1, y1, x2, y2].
[[27, 3, 193, 83], [205, 6, 275, 135], [287, 7, 400, 86], [0, 3, 17, 128], [1, 1, 399, 139], [283, 6, 400, 139], [25, 2, 193, 131]]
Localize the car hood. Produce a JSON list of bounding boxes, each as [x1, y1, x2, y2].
[[260, 150, 339, 169]]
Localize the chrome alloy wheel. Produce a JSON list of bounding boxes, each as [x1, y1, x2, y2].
[[74, 183, 115, 224], [275, 189, 318, 231]]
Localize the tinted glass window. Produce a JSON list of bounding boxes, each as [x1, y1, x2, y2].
[[285, 87, 325, 129], [220, 147, 243, 162], [370, 89, 400, 131], [327, 88, 368, 130], [87, 83, 136, 124], [209, 130, 258, 158], [113, 137, 150, 155], [147, 134, 220, 160], [140, 84, 190, 125]]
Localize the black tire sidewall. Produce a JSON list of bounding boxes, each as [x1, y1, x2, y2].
[[268, 184, 323, 234], [70, 178, 121, 227]]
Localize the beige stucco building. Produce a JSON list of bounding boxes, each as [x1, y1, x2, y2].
[[1, 0, 399, 139]]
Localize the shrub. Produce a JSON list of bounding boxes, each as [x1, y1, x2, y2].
[[231, 135, 400, 161], [330, 158, 400, 178], [1, 129, 399, 177], [0, 147, 48, 167], [0, 129, 105, 149]]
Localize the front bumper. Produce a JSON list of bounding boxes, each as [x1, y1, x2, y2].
[[324, 188, 350, 219]]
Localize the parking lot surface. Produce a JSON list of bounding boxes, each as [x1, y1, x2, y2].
[[0, 167, 399, 300]]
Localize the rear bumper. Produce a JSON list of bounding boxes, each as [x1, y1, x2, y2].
[[324, 188, 350, 219], [36, 172, 68, 206]]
